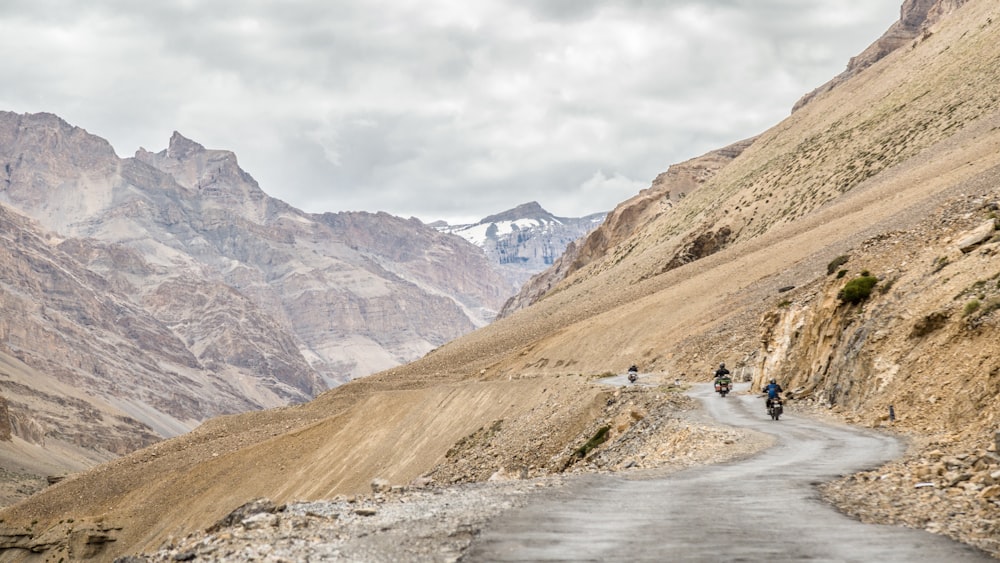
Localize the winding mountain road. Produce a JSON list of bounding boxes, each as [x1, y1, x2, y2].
[[464, 383, 991, 562]]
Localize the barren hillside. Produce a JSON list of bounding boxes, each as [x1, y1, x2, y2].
[[2, 0, 999, 560]]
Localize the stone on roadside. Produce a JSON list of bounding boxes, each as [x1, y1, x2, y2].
[[207, 498, 279, 533], [410, 476, 435, 489], [242, 512, 279, 530]]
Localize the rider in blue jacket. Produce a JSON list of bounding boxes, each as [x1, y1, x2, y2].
[[764, 378, 783, 410]]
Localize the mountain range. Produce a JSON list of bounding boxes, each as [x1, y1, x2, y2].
[[0, 115, 518, 467], [3, 0, 1000, 559]]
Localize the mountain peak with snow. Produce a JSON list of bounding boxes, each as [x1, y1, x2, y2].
[[439, 202, 606, 289]]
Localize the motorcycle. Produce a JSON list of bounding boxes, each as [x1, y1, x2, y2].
[[714, 376, 731, 397], [627, 369, 638, 384], [767, 396, 784, 420]]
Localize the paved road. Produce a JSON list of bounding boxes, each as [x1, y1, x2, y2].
[[464, 383, 992, 562]]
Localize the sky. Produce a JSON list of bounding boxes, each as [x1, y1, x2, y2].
[[0, 1, 901, 225]]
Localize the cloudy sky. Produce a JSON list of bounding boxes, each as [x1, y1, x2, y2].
[[1, 1, 900, 224]]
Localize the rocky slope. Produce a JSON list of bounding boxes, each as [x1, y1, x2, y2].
[[436, 201, 605, 290], [500, 138, 754, 316], [2, 0, 999, 560]]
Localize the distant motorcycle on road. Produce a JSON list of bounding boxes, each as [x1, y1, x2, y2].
[[627, 366, 638, 384], [762, 378, 784, 420], [714, 376, 731, 397], [767, 396, 784, 420]]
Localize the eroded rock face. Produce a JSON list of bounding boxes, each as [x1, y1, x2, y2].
[[752, 194, 1000, 438]]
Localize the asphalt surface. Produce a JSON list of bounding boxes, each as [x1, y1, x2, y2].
[[464, 383, 993, 562]]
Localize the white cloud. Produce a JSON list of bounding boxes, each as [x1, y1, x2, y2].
[[0, 0, 901, 223]]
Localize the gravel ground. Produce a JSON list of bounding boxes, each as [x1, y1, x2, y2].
[[123, 479, 562, 563], [819, 436, 1000, 557]]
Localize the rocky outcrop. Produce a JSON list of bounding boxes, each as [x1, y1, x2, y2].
[[794, 0, 971, 111], [752, 195, 1000, 437], [954, 219, 999, 252], [0, 395, 11, 441]]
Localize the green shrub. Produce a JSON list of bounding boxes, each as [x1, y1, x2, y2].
[[836, 269, 848, 279], [827, 255, 850, 275], [878, 276, 897, 294], [838, 275, 878, 304], [932, 256, 949, 273], [574, 425, 611, 458], [964, 299, 982, 316]]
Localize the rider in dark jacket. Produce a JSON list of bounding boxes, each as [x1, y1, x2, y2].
[[713, 363, 731, 392], [714, 363, 730, 380]]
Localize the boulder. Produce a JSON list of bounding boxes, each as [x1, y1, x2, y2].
[[206, 498, 279, 533], [370, 478, 391, 493], [954, 220, 997, 253]]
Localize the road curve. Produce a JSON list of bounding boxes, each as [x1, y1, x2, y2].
[[464, 383, 992, 562]]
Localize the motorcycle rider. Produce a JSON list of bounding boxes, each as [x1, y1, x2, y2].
[[713, 363, 731, 392], [763, 378, 783, 410], [627, 364, 639, 382]]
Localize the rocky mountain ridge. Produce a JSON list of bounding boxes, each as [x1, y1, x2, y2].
[[0, 114, 511, 479], [435, 201, 605, 290], [2, 0, 1000, 560]]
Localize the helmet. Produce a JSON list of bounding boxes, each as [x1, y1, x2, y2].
[[770, 378, 776, 384], [719, 363, 725, 368]]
